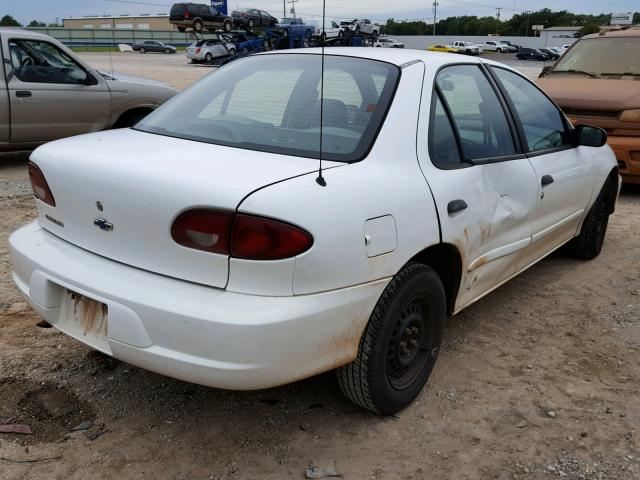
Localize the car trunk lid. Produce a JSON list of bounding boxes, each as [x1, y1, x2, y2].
[[30, 128, 334, 288]]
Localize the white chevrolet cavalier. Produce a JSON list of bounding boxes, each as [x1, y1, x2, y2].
[[10, 49, 619, 414]]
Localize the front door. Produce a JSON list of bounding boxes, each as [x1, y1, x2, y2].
[[489, 67, 595, 270], [3, 36, 111, 144], [417, 64, 539, 312]]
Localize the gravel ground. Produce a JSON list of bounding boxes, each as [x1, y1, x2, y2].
[[1, 52, 638, 480]]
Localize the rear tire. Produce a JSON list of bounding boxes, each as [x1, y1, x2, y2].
[[204, 53, 213, 63], [248, 19, 255, 28], [223, 21, 232, 32], [336, 263, 446, 415], [139, 47, 146, 54], [564, 184, 611, 260], [193, 19, 203, 32]]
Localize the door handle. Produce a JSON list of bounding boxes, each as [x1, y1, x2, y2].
[[447, 199, 468, 215], [541, 175, 554, 187], [15, 90, 32, 98]]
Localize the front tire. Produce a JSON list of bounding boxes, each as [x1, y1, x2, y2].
[[336, 263, 446, 415], [139, 47, 146, 54], [564, 185, 611, 260]]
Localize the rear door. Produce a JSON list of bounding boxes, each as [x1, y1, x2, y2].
[[489, 66, 595, 269], [3, 35, 111, 144], [417, 64, 539, 312]]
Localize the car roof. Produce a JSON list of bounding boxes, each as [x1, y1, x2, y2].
[[0, 27, 53, 41], [583, 26, 640, 39], [263, 48, 489, 69]]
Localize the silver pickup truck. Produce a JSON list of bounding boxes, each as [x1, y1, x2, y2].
[[0, 28, 177, 152]]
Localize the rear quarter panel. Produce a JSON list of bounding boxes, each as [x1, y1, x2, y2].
[[0, 37, 9, 142]]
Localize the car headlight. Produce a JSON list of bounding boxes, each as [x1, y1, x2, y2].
[[620, 109, 640, 122]]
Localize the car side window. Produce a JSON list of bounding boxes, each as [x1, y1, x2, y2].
[[429, 94, 462, 167], [9, 39, 88, 85], [436, 65, 516, 160], [492, 67, 571, 152]]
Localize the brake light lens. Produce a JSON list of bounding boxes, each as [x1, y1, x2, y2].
[[171, 209, 233, 254], [28, 162, 56, 206], [231, 214, 313, 260], [184, 11, 191, 19], [195, 47, 201, 53], [171, 209, 313, 260]]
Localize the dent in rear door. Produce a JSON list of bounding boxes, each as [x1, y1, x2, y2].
[[416, 65, 539, 312]]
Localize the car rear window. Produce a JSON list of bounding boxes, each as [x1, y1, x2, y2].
[[136, 54, 400, 162]]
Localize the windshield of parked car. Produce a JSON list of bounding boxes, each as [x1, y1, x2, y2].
[[136, 54, 400, 162], [553, 37, 640, 77]]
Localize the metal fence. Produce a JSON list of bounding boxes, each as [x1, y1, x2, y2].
[[25, 27, 207, 47]]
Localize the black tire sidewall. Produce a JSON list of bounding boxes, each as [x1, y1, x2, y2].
[[368, 266, 446, 414]]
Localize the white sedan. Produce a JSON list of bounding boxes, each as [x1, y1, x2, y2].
[[11, 49, 619, 415]]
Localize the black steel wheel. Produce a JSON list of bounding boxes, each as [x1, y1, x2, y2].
[[337, 263, 446, 415], [564, 179, 613, 260]]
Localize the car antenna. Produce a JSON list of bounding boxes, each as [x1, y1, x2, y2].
[[315, 0, 327, 187]]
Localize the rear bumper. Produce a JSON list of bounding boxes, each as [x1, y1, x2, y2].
[[608, 135, 640, 184], [10, 221, 388, 390]]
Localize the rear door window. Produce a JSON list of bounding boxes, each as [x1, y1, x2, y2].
[[436, 65, 516, 161]]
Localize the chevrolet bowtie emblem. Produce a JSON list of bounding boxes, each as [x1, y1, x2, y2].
[[93, 218, 114, 232]]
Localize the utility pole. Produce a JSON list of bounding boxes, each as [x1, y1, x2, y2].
[[288, 0, 298, 20], [283, 0, 286, 19], [432, 1, 439, 35], [495, 7, 503, 35]]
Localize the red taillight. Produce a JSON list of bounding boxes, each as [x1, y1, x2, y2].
[[171, 209, 233, 255], [184, 11, 191, 19], [171, 209, 313, 260], [195, 47, 201, 53], [28, 162, 56, 206], [231, 214, 313, 260]]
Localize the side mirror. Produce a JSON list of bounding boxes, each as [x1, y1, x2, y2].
[[539, 65, 552, 78], [83, 72, 99, 86], [574, 125, 608, 148]]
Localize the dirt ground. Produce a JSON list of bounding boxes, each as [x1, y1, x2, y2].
[[1, 53, 639, 480]]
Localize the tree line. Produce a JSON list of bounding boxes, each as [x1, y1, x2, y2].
[[384, 9, 640, 36], [1, 15, 57, 27]]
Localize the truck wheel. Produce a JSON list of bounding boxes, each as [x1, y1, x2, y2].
[[336, 263, 446, 415], [564, 183, 612, 260], [193, 20, 203, 32], [248, 19, 255, 28], [223, 21, 232, 32]]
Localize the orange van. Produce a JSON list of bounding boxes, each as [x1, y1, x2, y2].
[[539, 27, 640, 184]]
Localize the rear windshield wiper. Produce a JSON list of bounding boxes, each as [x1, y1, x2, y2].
[[551, 69, 600, 79]]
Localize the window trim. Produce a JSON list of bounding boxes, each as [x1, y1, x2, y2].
[[487, 65, 576, 157], [428, 62, 526, 170], [8, 38, 92, 86]]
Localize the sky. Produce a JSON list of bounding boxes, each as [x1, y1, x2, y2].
[[2, 0, 638, 25]]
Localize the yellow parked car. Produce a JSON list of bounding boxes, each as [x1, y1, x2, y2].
[[427, 44, 459, 53]]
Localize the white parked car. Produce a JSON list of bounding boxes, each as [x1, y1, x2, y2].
[[449, 41, 481, 55], [11, 49, 620, 415], [305, 17, 341, 40], [185, 36, 235, 63], [374, 37, 404, 48], [484, 40, 509, 52]]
